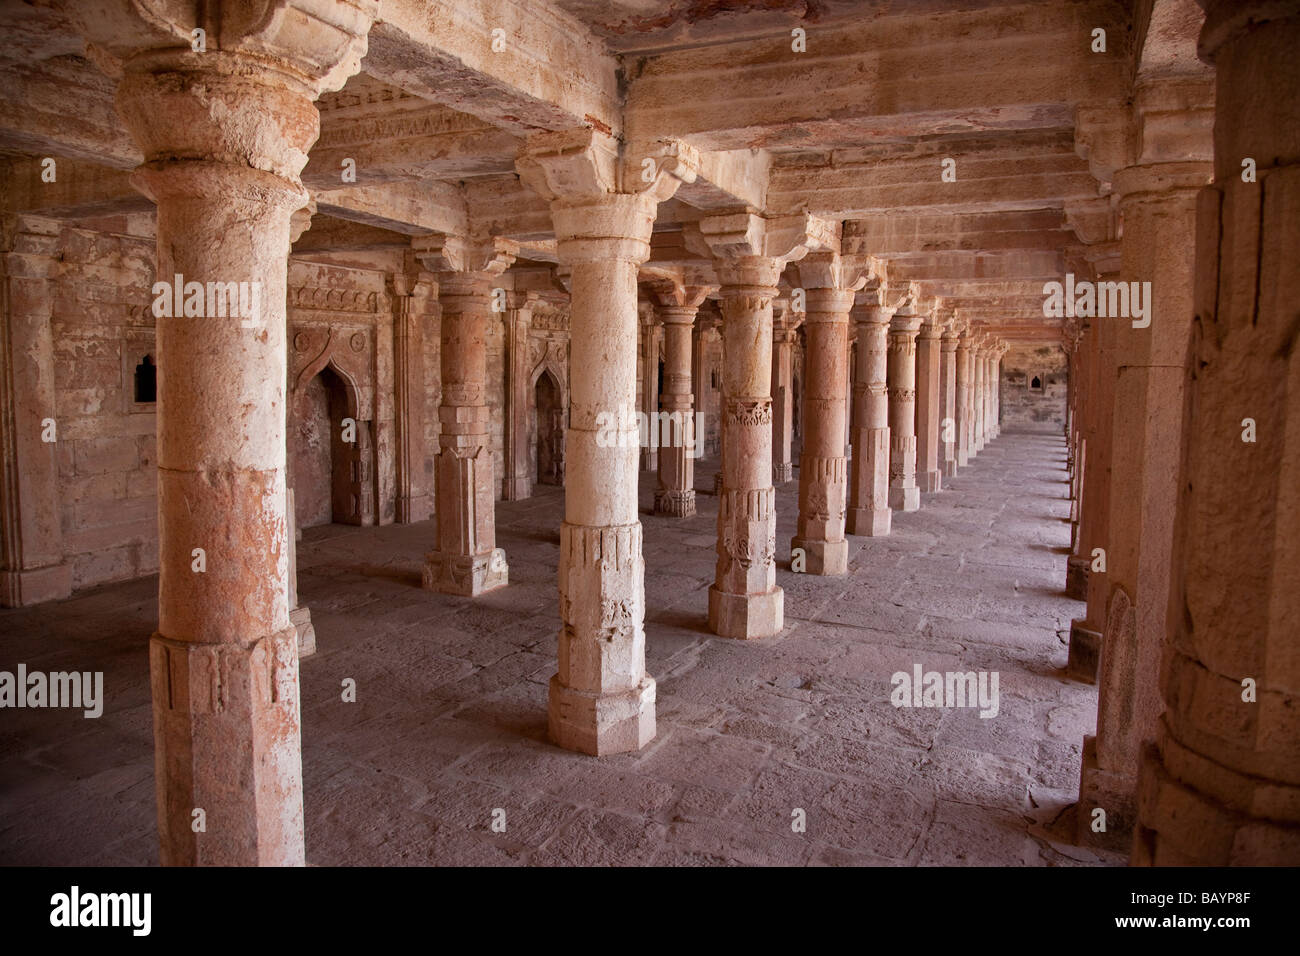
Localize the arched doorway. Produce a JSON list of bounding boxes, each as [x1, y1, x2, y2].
[[534, 369, 564, 486], [291, 365, 363, 528]]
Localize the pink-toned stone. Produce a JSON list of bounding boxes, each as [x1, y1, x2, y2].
[[1135, 1, 1300, 866], [789, 253, 861, 575], [847, 296, 892, 536], [414, 238, 516, 598], [914, 311, 944, 493], [886, 305, 922, 512]]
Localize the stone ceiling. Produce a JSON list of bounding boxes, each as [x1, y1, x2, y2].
[[0, 0, 1216, 346]]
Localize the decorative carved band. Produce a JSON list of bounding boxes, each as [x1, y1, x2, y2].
[[725, 399, 773, 426], [561, 522, 643, 571], [291, 286, 380, 314]]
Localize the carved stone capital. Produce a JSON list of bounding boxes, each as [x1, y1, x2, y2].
[[412, 234, 519, 277], [687, 211, 837, 282]]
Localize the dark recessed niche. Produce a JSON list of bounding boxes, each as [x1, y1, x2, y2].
[[134, 354, 156, 404]]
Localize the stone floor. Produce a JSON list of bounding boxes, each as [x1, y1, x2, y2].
[[0, 428, 1123, 866]]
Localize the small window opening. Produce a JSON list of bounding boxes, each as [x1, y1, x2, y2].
[[134, 354, 157, 403], [1030, 375, 1042, 390]]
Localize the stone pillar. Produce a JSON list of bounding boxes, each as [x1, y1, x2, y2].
[[914, 310, 944, 492], [502, 291, 536, 501], [639, 310, 662, 473], [1135, 0, 1300, 865], [389, 265, 432, 522], [1078, 143, 1211, 848], [713, 280, 782, 633], [79, 0, 377, 865], [886, 304, 923, 512], [1067, 244, 1122, 682], [846, 295, 893, 536], [1066, 317, 1097, 598], [788, 253, 863, 575], [652, 284, 709, 518], [693, 309, 721, 458], [955, 327, 974, 469], [415, 237, 516, 597], [971, 339, 986, 454], [990, 346, 1004, 439], [0, 215, 73, 606], [939, 322, 960, 478], [518, 129, 696, 753], [693, 212, 833, 637], [771, 305, 797, 484], [982, 351, 993, 442]]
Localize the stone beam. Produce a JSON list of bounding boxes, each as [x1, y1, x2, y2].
[[0, 53, 139, 167], [671, 148, 770, 212], [464, 174, 559, 244], [315, 180, 468, 237], [768, 148, 1100, 218], [1, 157, 150, 219], [364, 0, 621, 138], [843, 209, 1074, 256], [303, 100, 521, 189], [883, 251, 1064, 283], [624, 0, 1130, 150]]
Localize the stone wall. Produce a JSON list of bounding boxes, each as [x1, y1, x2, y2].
[[1000, 343, 1067, 431], [51, 220, 160, 590]]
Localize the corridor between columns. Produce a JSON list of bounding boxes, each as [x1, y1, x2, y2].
[[1, 429, 1115, 866]]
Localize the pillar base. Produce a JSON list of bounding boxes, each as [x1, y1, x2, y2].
[[708, 585, 784, 640], [957, 450, 968, 467], [790, 537, 848, 575], [0, 563, 73, 608], [773, 462, 793, 483], [150, 628, 305, 866], [1066, 618, 1101, 682], [653, 489, 696, 517], [547, 674, 656, 756], [291, 605, 316, 658], [1075, 735, 1135, 851], [1134, 741, 1300, 865], [1065, 556, 1091, 600], [919, 470, 942, 493], [423, 548, 509, 597], [846, 506, 891, 537], [942, 461, 957, 478], [889, 484, 920, 512]]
